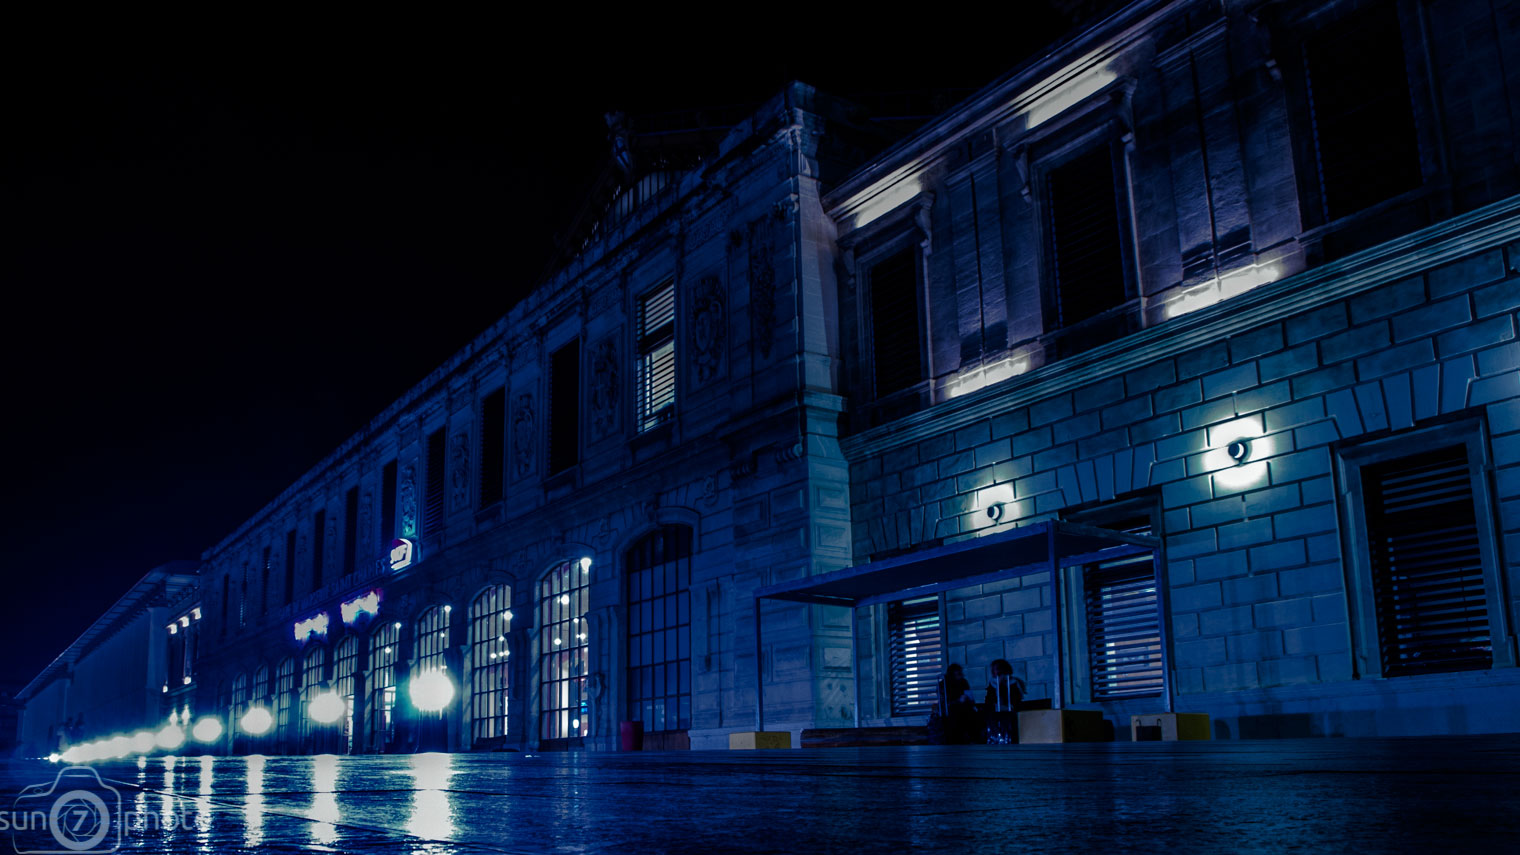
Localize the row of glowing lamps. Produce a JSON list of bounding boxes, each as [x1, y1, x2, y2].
[[51, 669, 456, 765]]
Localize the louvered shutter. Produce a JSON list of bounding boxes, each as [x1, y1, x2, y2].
[[1047, 145, 1126, 328], [423, 429, 446, 535], [1365, 445, 1491, 677], [478, 387, 505, 506], [888, 596, 944, 716], [638, 281, 676, 431], [869, 248, 923, 397], [1084, 521, 1163, 700]]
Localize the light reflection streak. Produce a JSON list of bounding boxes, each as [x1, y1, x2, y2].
[[244, 755, 266, 849], [406, 752, 457, 841], [309, 754, 341, 846]]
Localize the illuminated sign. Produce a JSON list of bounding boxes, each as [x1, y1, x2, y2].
[[293, 612, 330, 643], [340, 590, 382, 624], [390, 538, 415, 571]]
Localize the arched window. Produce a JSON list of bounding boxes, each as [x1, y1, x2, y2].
[[414, 606, 450, 672], [626, 526, 692, 734], [252, 665, 270, 704], [300, 646, 326, 745], [470, 585, 512, 744], [231, 673, 248, 723], [539, 559, 590, 741], [368, 622, 400, 751], [334, 637, 359, 753], [274, 657, 296, 752]]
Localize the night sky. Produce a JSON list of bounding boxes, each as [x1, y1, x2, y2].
[[1, 19, 1079, 691]]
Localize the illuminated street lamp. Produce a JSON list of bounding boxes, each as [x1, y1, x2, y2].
[[409, 669, 455, 712], [240, 706, 274, 736], [308, 690, 346, 725]]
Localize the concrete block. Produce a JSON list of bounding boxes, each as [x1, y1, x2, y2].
[[1030, 394, 1074, 427], [1356, 340, 1437, 381], [1171, 583, 1222, 613], [1473, 278, 1520, 317], [729, 731, 792, 750], [1428, 250, 1505, 297], [1200, 605, 1254, 637], [1291, 362, 1355, 398], [1018, 709, 1107, 743], [1349, 276, 1426, 324], [1125, 360, 1177, 397], [1259, 343, 1319, 382], [1391, 296, 1471, 342], [1204, 363, 1259, 401], [1235, 381, 1292, 415], [1177, 341, 1229, 379], [1154, 379, 1203, 413], [1131, 712, 1211, 741], [1469, 371, 1520, 407], [1250, 539, 1307, 572], [1228, 324, 1284, 363], [1286, 303, 1348, 345], [1478, 342, 1520, 376], [1320, 322, 1391, 364]]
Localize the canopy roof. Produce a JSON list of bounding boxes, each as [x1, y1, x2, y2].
[[754, 520, 1159, 609]]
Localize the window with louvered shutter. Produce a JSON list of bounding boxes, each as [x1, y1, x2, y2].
[[1047, 144, 1126, 329], [479, 387, 505, 507], [423, 428, 446, 535], [1085, 550, 1164, 700], [868, 248, 923, 398], [380, 460, 397, 547], [1363, 445, 1491, 677], [888, 596, 943, 716], [549, 341, 581, 473], [311, 509, 325, 590], [637, 281, 676, 431], [1301, 2, 1422, 223], [343, 486, 359, 577]]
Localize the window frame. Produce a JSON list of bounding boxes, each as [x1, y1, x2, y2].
[[860, 241, 930, 402], [625, 526, 693, 735], [635, 279, 677, 433], [469, 584, 513, 745], [539, 559, 591, 742], [885, 593, 945, 718], [1336, 418, 1513, 678]]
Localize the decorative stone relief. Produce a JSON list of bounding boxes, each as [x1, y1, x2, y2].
[[699, 473, 719, 507], [589, 336, 621, 440], [690, 274, 726, 384], [512, 394, 536, 478], [399, 465, 418, 538], [449, 431, 469, 511]]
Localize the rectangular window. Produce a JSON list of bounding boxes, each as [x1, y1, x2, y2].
[[887, 595, 943, 716], [636, 280, 676, 431], [867, 248, 924, 398], [1300, 1, 1422, 223], [626, 526, 693, 734], [479, 387, 506, 507], [540, 560, 591, 741], [548, 341, 581, 473], [284, 529, 297, 606], [1362, 445, 1491, 676], [343, 486, 359, 577], [220, 574, 229, 636], [423, 428, 446, 536], [260, 546, 271, 616], [1046, 144, 1127, 330], [311, 509, 326, 591], [380, 460, 398, 547]]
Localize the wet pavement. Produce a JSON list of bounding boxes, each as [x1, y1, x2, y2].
[[1, 736, 1518, 853]]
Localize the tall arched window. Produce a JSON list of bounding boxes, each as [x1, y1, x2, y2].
[[414, 606, 451, 673], [274, 657, 296, 752], [252, 665, 270, 704], [626, 526, 692, 734], [230, 673, 248, 724], [300, 646, 326, 746], [540, 559, 590, 741], [470, 585, 512, 744], [368, 622, 400, 751], [334, 637, 359, 753]]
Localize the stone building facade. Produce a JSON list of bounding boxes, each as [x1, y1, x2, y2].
[[40, 0, 1518, 753]]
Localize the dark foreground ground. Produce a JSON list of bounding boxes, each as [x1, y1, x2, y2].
[[1, 736, 1518, 854]]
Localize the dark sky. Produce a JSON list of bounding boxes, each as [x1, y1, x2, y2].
[[0, 19, 1078, 691]]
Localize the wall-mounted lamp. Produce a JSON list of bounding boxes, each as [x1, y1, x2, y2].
[[1227, 440, 1250, 464], [986, 504, 1004, 522]]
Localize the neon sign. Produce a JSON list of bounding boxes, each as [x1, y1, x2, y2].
[[293, 612, 330, 643], [390, 538, 415, 571], [340, 590, 382, 624]]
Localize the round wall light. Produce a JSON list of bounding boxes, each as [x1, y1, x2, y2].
[[986, 504, 1004, 522], [1227, 440, 1250, 463]]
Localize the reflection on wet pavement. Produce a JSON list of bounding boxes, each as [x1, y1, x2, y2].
[[0, 736, 1517, 853]]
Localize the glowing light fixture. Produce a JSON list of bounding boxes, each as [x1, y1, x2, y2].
[[241, 707, 274, 736], [308, 691, 346, 724], [848, 173, 923, 231], [1227, 440, 1250, 463], [179, 615, 190, 628], [183, 675, 192, 685], [409, 669, 455, 712], [131, 731, 156, 754], [1026, 69, 1117, 129], [46, 753, 60, 764], [156, 723, 186, 751], [192, 717, 224, 743], [168, 623, 178, 635], [579, 557, 593, 576], [191, 607, 202, 620], [340, 590, 382, 625], [559, 594, 570, 605], [293, 612, 331, 643]]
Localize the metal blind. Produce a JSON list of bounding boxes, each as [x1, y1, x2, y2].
[[548, 342, 581, 473], [423, 429, 446, 535], [869, 248, 923, 397], [1084, 521, 1163, 699], [1047, 145, 1125, 328], [1302, 2, 1421, 222], [637, 281, 676, 431], [478, 388, 505, 507], [888, 596, 943, 716], [343, 486, 359, 576], [1365, 445, 1491, 677], [311, 509, 325, 589]]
